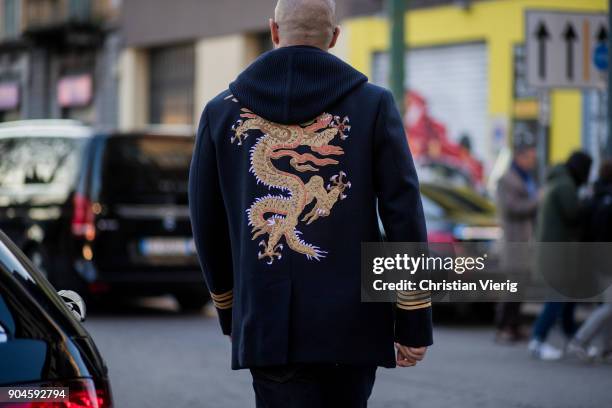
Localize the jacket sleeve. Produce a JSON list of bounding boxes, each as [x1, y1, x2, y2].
[[374, 90, 433, 348], [496, 173, 538, 220], [555, 181, 581, 224], [189, 106, 234, 335]]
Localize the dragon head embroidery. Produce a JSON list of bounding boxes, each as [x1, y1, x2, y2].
[[231, 108, 351, 264]]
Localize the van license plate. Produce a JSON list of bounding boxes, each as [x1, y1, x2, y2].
[[139, 238, 196, 257]]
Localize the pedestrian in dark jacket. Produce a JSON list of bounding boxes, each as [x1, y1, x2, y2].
[[528, 151, 592, 360], [567, 160, 612, 362], [188, 0, 432, 406], [583, 160, 612, 242], [535, 152, 592, 242], [495, 145, 538, 343]]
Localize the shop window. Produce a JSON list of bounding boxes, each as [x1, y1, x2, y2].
[[149, 44, 195, 125]]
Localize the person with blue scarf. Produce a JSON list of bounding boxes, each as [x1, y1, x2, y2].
[[495, 144, 538, 343]]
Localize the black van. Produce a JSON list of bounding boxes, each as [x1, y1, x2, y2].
[[0, 120, 208, 310]]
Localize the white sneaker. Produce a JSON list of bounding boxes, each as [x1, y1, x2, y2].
[[566, 341, 591, 362], [587, 346, 599, 360], [528, 339, 563, 360], [528, 339, 539, 353]]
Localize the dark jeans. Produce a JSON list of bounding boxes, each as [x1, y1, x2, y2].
[[250, 364, 377, 408], [532, 302, 577, 342], [496, 302, 522, 332]]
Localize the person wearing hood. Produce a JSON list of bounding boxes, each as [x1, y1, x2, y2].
[[528, 151, 592, 361], [566, 160, 612, 362], [188, 0, 432, 406]]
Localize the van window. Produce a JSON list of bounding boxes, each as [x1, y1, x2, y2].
[[0, 137, 85, 197], [101, 135, 193, 204]]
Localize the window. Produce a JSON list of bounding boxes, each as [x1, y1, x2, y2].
[[3, 0, 20, 39], [255, 31, 273, 55], [0, 231, 84, 344], [149, 44, 195, 125], [68, 0, 91, 20], [25, 0, 62, 27], [513, 44, 538, 99], [0, 137, 85, 197], [101, 136, 193, 204]]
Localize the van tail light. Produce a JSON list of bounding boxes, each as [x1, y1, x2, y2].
[[72, 193, 96, 240], [3, 378, 112, 408], [427, 231, 457, 243], [88, 282, 111, 294]]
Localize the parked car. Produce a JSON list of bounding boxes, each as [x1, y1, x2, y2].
[[378, 182, 500, 242], [0, 120, 208, 310], [0, 229, 112, 407], [420, 182, 500, 243], [420, 182, 501, 321]]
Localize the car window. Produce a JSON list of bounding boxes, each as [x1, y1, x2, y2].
[[0, 137, 85, 199], [0, 294, 15, 336], [100, 135, 193, 204], [0, 264, 60, 385], [0, 231, 85, 338]]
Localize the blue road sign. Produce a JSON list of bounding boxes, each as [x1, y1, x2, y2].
[[593, 43, 608, 71]]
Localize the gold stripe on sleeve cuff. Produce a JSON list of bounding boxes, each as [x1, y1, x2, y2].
[[211, 290, 233, 310], [398, 291, 431, 302], [398, 290, 430, 298], [397, 299, 431, 306], [397, 301, 432, 311]]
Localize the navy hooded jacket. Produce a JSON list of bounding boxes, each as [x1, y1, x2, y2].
[[189, 45, 432, 370]]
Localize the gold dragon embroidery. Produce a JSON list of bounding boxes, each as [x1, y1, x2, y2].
[[231, 108, 351, 264]]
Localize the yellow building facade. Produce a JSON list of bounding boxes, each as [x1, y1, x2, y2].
[[342, 0, 608, 165]]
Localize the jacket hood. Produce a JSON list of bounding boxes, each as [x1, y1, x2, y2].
[[229, 45, 368, 125]]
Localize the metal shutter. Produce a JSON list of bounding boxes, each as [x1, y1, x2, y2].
[[372, 42, 489, 166]]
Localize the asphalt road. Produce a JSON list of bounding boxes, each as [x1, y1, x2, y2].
[[84, 298, 612, 408]]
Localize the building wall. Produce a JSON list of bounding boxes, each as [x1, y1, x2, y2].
[[194, 33, 257, 122], [120, 0, 389, 48], [121, 0, 277, 47], [95, 32, 121, 127], [118, 47, 148, 129], [343, 0, 608, 164]]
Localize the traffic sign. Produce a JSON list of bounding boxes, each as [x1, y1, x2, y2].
[[526, 10, 608, 89], [593, 43, 608, 71]]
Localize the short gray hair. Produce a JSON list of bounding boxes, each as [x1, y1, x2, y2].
[[274, 0, 336, 47]]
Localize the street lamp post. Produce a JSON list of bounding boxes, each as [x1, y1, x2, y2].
[[389, 0, 406, 114]]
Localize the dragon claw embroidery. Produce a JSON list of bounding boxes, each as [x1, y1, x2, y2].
[[332, 116, 351, 140], [231, 108, 351, 264]]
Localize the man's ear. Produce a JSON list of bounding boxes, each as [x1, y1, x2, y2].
[[269, 18, 280, 47], [328, 26, 341, 49]]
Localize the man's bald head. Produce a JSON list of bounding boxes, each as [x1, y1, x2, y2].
[[272, 0, 337, 49]]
